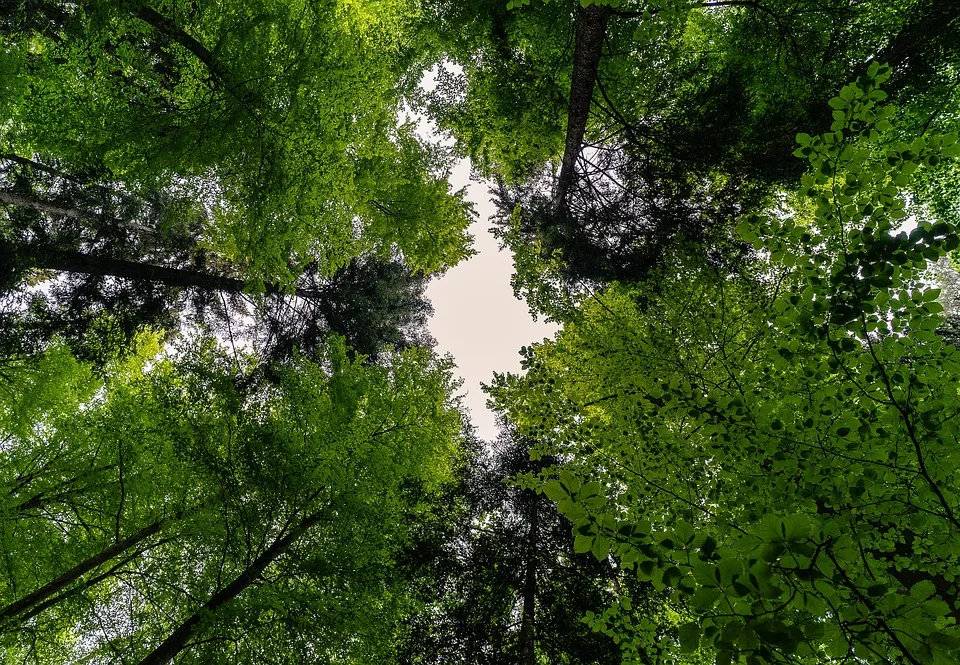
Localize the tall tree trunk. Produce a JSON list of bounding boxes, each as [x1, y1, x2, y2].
[[2, 153, 148, 212], [0, 516, 169, 623], [0, 189, 155, 234], [0, 191, 86, 220], [517, 495, 538, 665], [1, 153, 103, 187], [130, 5, 270, 128], [29, 246, 322, 299], [18, 540, 166, 624], [136, 510, 326, 665], [553, 4, 611, 216], [132, 5, 229, 85]]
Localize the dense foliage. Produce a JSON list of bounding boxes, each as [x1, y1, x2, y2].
[[491, 65, 960, 664], [2, 0, 960, 664], [2, 0, 475, 280], [400, 425, 628, 665], [419, 0, 960, 298], [0, 335, 464, 663]]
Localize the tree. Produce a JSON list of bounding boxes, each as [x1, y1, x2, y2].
[[2, 0, 474, 284], [420, 0, 960, 299], [0, 154, 435, 363], [490, 68, 960, 663], [255, 257, 435, 362], [0, 334, 466, 663], [399, 423, 627, 665]]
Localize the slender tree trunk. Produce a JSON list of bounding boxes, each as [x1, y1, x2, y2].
[[15, 487, 80, 514], [553, 4, 611, 216], [19, 539, 171, 623], [0, 189, 155, 234], [130, 4, 272, 129], [132, 5, 229, 84], [0, 191, 86, 220], [7, 464, 117, 510], [1, 154, 99, 187], [2, 152, 149, 212], [136, 510, 326, 665], [29, 246, 322, 299], [517, 496, 538, 665], [0, 517, 168, 623]]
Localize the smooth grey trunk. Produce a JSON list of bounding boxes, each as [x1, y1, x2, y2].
[[0, 189, 155, 234], [0, 191, 85, 220]]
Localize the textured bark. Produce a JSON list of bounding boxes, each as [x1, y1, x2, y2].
[[0, 188, 155, 234], [0, 154, 98, 186], [19, 543, 162, 623], [136, 510, 325, 665], [553, 4, 611, 215]]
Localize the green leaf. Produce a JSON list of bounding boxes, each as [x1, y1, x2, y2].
[[559, 470, 581, 493], [911, 580, 936, 601], [691, 586, 723, 611], [542, 479, 569, 502], [578, 480, 602, 500], [637, 560, 657, 581], [662, 566, 683, 588], [678, 622, 701, 653], [674, 519, 696, 545], [591, 535, 611, 561], [575, 534, 594, 554]]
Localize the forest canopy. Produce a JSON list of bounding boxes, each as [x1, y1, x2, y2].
[[2, 0, 960, 664]]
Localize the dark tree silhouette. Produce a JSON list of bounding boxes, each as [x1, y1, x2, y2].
[[398, 423, 628, 665], [0, 155, 433, 363]]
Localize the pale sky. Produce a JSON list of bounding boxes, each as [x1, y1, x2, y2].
[[426, 159, 559, 441]]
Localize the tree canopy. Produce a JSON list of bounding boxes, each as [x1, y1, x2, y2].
[[2, 0, 475, 283], [3, 0, 960, 663], [0, 334, 465, 663], [419, 0, 960, 295], [490, 65, 960, 664]]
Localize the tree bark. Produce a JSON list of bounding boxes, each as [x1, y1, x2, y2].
[[29, 246, 322, 299], [136, 510, 326, 665], [553, 4, 611, 216], [1, 154, 99, 187], [0, 517, 168, 623], [18, 541, 165, 623]]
